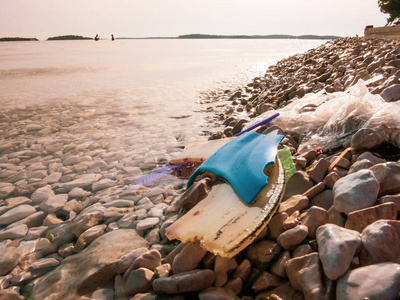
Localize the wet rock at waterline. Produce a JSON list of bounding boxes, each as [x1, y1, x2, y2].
[[152, 269, 215, 294], [30, 230, 148, 299]]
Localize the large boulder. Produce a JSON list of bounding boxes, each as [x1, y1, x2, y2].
[[333, 169, 379, 215], [316, 224, 361, 280], [359, 220, 400, 266], [30, 230, 148, 300], [337, 263, 400, 300], [285, 252, 335, 299], [370, 162, 400, 197]]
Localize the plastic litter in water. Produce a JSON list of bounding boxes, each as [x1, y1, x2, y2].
[[257, 81, 400, 153]]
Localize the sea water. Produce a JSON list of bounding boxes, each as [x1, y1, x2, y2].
[[0, 39, 324, 175]]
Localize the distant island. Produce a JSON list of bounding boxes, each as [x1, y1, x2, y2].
[[118, 37, 176, 40], [178, 34, 340, 40], [118, 34, 340, 40], [47, 35, 93, 41], [0, 37, 38, 42]]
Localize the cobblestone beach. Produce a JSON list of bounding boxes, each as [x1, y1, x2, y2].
[[0, 37, 400, 299]]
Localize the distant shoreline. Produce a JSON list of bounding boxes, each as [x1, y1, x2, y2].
[[0, 33, 340, 42], [178, 34, 340, 39], [120, 34, 341, 40], [0, 37, 38, 42]]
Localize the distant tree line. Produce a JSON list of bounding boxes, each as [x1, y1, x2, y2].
[[379, 0, 400, 25]]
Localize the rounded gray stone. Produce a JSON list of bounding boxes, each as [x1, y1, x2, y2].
[[40, 194, 68, 213], [0, 224, 28, 240], [136, 218, 160, 231], [0, 247, 21, 276], [92, 179, 116, 192], [0, 205, 36, 225], [277, 225, 309, 250]]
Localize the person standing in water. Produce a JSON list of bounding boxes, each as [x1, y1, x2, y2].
[[94, 34, 99, 41], [111, 34, 115, 41]]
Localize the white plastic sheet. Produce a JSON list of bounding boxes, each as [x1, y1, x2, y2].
[[252, 81, 400, 153]]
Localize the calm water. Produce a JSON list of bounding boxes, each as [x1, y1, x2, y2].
[[0, 39, 324, 109], [0, 39, 324, 172]]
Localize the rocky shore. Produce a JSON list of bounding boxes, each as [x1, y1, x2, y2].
[[204, 37, 400, 139], [0, 36, 399, 300]]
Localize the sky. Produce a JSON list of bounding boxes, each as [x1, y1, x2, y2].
[[0, 0, 389, 40]]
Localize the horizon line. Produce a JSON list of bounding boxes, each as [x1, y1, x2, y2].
[[1, 33, 342, 41]]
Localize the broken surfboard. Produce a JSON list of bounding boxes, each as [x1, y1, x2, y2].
[[165, 130, 285, 257], [170, 138, 232, 164], [170, 113, 280, 165]]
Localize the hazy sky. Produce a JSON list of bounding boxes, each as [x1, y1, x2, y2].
[[0, 0, 388, 40]]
